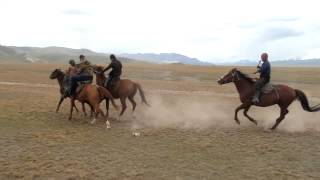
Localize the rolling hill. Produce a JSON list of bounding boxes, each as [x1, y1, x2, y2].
[[120, 53, 212, 65]]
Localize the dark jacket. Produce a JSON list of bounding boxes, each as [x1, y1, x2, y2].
[[103, 60, 122, 77], [76, 60, 93, 76], [258, 61, 271, 81]]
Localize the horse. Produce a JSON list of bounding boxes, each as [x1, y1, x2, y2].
[[93, 65, 149, 119], [50, 69, 82, 113], [217, 68, 320, 130], [50, 69, 118, 127]]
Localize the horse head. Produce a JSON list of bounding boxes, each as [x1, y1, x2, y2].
[[49, 69, 64, 79], [92, 65, 104, 74], [92, 65, 106, 86], [218, 68, 239, 85]]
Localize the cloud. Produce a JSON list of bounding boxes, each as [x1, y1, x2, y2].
[[260, 28, 303, 41], [268, 17, 299, 22], [61, 9, 90, 16], [239, 17, 299, 29], [72, 27, 89, 33]]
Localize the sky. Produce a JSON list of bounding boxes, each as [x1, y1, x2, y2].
[[1, 0, 320, 63]]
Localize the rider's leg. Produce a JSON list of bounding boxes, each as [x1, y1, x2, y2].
[[252, 78, 266, 103], [70, 75, 93, 95], [107, 76, 113, 89]]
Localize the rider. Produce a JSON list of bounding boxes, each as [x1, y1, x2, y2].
[[65, 59, 78, 75], [252, 52, 271, 103], [66, 55, 93, 97], [101, 54, 122, 89]]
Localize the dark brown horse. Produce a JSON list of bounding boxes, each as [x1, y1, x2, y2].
[[50, 69, 81, 113], [218, 68, 320, 130], [93, 66, 149, 118], [50, 69, 118, 127]]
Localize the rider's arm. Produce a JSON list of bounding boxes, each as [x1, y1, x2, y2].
[[102, 63, 113, 73], [253, 66, 261, 74]]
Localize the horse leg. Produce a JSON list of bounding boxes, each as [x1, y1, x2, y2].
[[73, 103, 79, 113], [234, 104, 246, 125], [90, 104, 94, 118], [101, 104, 111, 129], [128, 96, 137, 113], [68, 98, 75, 120], [119, 97, 127, 117], [56, 96, 64, 113], [105, 99, 110, 119], [82, 102, 87, 116], [270, 107, 289, 130], [90, 104, 100, 124], [243, 105, 258, 125]]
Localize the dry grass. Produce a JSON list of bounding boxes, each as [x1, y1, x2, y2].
[[0, 63, 320, 179]]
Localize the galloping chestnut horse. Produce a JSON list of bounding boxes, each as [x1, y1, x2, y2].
[[93, 66, 149, 118], [50, 69, 118, 126], [218, 68, 320, 130], [50, 69, 81, 113]]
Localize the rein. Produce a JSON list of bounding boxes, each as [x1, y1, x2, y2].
[[231, 71, 240, 82]]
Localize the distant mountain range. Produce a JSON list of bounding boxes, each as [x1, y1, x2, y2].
[[1, 45, 320, 66], [0, 45, 135, 64], [120, 53, 211, 65], [218, 59, 320, 67], [0, 45, 210, 65]]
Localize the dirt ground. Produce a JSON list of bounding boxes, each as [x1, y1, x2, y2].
[[0, 63, 320, 180]]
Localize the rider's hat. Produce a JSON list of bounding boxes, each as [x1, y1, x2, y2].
[[110, 54, 116, 60]]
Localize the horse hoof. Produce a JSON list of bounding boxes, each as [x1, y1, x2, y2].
[[263, 129, 272, 133], [90, 119, 97, 124], [106, 121, 111, 129]]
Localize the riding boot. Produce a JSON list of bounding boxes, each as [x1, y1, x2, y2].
[[63, 88, 70, 98], [252, 90, 261, 103]]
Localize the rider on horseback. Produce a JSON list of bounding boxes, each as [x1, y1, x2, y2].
[[252, 52, 271, 103], [65, 59, 77, 75], [101, 54, 122, 90], [64, 55, 93, 97]]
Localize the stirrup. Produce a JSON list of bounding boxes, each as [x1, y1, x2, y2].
[[252, 97, 259, 103]]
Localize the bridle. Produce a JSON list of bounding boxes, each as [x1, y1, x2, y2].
[[219, 70, 241, 83], [231, 71, 240, 82]]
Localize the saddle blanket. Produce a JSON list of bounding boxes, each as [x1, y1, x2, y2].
[[261, 83, 275, 94], [76, 80, 92, 93]]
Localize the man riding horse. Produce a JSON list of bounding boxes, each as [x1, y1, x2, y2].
[[64, 55, 94, 97], [100, 54, 122, 90], [252, 52, 271, 103]]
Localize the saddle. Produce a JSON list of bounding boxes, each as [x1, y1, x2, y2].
[[76, 80, 92, 93], [261, 83, 275, 94], [105, 77, 120, 90]]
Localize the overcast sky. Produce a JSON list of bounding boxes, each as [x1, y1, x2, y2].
[[1, 0, 320, 62]]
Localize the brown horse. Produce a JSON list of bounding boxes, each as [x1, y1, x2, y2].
[[50, 69, 81, 113], [218, 68, 320, 130], [50, 69, 118, 126], [93, 66, 149, 118]]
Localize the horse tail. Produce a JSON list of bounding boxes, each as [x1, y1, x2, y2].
[[295, 89, 320, 112], [135, 83, 150, 106], [97, 86, 119, 110]]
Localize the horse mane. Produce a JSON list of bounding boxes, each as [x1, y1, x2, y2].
[[93, 65, 104, 72], [236, 70, 255, 84], [56, 69, 66, 76]]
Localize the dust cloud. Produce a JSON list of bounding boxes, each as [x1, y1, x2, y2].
[[130, 93, 320, 132], [131, 95, 234, 130]]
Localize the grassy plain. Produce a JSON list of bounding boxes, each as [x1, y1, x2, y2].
[[0, 63, 320, 179]]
